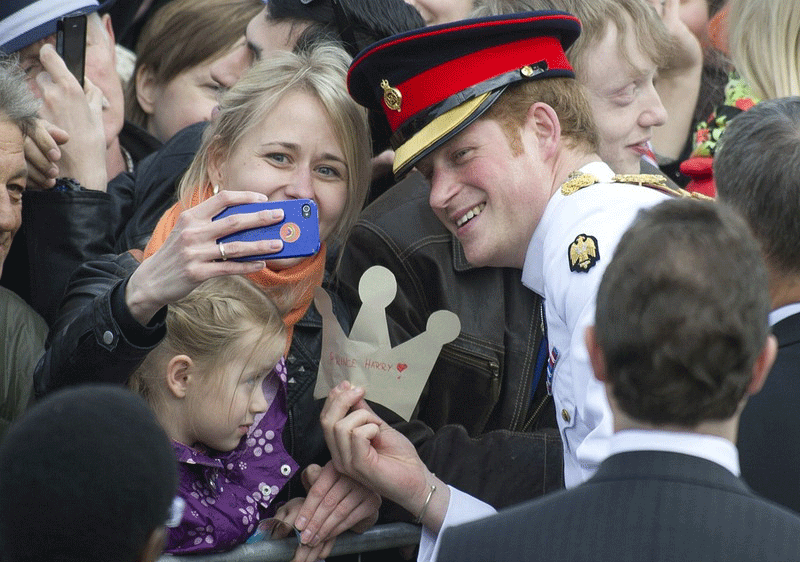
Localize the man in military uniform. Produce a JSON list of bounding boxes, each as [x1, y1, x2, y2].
[[346, 10, 696, 487]]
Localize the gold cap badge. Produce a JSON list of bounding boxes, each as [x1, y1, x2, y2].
[[569, 234, 600, 273], [381, 79, 402, 112]]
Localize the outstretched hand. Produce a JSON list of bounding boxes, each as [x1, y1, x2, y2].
[[295, 461, 381, 545], [320, 382, 449, 531]]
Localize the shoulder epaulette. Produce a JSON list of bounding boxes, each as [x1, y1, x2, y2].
[[611, 174, 713, 201], [561, 171, 600, 195]]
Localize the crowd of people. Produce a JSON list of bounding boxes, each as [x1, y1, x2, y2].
[[1, 0, 799, 561]]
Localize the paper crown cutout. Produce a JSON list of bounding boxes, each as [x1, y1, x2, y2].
[[313, 265, 461, 420]]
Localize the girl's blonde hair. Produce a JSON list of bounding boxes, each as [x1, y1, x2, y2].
[[728, 0, 800, 100], [178, 42, 372, 246], [130, 276, 287, 415]]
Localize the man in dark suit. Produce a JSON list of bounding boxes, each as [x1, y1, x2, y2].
[[320, 198, 800, 561], [715, 97, 800, 514]]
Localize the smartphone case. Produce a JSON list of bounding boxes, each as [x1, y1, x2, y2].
[[213, 199, 321, 261], [57, 15, 87, 87]]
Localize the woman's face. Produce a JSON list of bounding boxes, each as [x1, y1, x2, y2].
[[210, 89, 349, 248], [139, 59, 222, 143]]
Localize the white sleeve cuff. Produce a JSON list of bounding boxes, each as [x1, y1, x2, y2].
[[417, 486, 496, 562]]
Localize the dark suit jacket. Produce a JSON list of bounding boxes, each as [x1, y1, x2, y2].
[[738, 312, 800, 513], [437, 450, 800, 562]]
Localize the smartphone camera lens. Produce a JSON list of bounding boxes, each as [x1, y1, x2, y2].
[[302, 204, 311, 218]]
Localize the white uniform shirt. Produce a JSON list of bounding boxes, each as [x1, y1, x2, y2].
[[521, 161, 670, 487]]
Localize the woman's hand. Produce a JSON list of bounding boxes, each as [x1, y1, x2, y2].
[[270, 497, 337, 562], [294, 461, 381, 547], [320, 382, 449, 532], [126, 189, 284, 325]]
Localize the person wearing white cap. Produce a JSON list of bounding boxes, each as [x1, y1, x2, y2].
[[0, 0, 160, 190], [0, 0, 163, 324]]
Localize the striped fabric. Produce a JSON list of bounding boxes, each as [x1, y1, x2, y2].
[[0, 0, 100, 53]]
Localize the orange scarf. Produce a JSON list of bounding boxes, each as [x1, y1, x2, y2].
[[144, 184, 326, 349]]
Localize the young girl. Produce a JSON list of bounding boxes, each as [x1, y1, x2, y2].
[[130, 275, 299, 554]]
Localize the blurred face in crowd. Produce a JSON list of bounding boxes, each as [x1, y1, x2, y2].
[[0, 117, 26, 277], [679, 0, 711, 45], [209, 8, 309, 89], [578, 20, 667, 174], [403, 0, 474, 25], [136, 59, 223, 142], [17, 13, 125, 148]]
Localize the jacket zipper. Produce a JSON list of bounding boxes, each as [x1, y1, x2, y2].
[[439, 345, 500, 376]]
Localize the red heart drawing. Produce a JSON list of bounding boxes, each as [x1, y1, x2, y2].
[[397, 363, 408, 372]]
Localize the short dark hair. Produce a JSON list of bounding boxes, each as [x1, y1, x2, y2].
[[0, 385, 177, 562], [714, 97, 800, 277], [595, 199, 770, 426], [268, 0, 425, 58], [267, 0, 424, 154]]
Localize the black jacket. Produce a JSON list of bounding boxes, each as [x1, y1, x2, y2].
[[0, 121, 169, 325], [738, 312, 800, 514], [333, 172, 564, 510], [438, 451, 800, 562]]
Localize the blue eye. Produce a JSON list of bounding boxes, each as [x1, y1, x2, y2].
[[317, 165, 342, 178], [266, 153, 290, 165]]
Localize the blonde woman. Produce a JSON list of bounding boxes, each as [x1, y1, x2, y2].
[[133, 42, 371, 344]]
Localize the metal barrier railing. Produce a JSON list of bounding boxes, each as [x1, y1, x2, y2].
[[158, 522, 421, 562]]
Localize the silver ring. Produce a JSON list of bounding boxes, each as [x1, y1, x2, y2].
[[218, 242, 228, 261]]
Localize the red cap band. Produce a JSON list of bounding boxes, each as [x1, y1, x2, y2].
[[383, 35, 572, 133]]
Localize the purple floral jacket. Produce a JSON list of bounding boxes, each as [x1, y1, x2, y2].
[[165, 358, 299, 554]]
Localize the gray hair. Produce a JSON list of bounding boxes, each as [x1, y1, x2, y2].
[[0, 56, 39, 135], [715, 97, 800, 276]]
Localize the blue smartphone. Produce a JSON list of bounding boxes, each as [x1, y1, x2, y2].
[[213, 199, 321, 261]]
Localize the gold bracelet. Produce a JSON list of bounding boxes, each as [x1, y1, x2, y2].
[[414, 483, 437, 525]]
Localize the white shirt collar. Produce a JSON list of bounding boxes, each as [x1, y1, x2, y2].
[[769, 302, 800, 327], [610, 429, 740, 476]]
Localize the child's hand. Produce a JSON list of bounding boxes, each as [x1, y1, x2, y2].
[[294, 461, 381, 548], [271, 497, 336, 562]]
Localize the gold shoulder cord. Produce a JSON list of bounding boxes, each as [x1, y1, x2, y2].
[[561, 171, 600, 196], [611, 174, 714, 201], [561, 171, 714, 201]]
